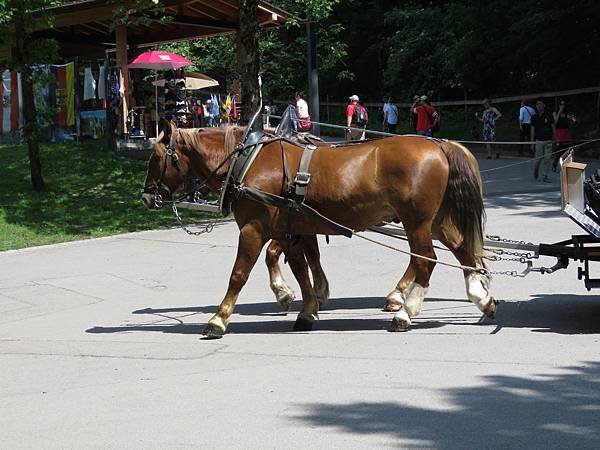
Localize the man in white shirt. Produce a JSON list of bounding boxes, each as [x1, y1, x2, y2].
[[519, 98, 536, 156]]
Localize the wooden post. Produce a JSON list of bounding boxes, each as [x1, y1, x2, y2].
[[115, 25, 129, 136]]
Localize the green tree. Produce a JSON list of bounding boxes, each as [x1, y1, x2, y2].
[[0, 0, 61, 192], [239, 0, 261, 122]]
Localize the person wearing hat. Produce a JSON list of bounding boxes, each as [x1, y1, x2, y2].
[[346, 94, 367, 141], [411, 95, 438, 137]]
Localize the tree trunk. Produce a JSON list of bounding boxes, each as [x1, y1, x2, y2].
[[21, 70, 45, 192], [14, 15, 45, 192], [238, 0, 260, 124]]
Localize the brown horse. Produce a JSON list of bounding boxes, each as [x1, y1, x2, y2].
[[142, 124, 496, 337]]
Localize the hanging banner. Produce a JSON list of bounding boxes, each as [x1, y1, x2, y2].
[[2, 70, 12, 134], [65, 62, 75, 126], [80, 109, 106, 139]]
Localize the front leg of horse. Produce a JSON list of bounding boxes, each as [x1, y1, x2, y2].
[[204, 225, 266, 338], [285, 242, 319, 331], [266, 240, 296, 311], [302, 235, 330, 307]]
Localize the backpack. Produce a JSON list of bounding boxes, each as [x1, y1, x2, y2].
[[426, 108, 440, 132], [353, 104, 369, 125]]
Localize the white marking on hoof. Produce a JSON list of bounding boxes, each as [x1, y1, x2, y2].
[[271, 275, 296, 310], [404, 283, 428, 317], [207, 314, 228, 333], [465, 272, 493, 313], [384, 289, 405, 312], [390, 308, 411, 331]]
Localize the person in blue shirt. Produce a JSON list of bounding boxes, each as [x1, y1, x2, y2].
[[383, 96, 399, 134]]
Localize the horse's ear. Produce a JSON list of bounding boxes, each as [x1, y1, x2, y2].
[[157, 119, 172, 144]]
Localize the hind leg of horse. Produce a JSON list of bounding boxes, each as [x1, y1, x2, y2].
[[301, 235, 330, 307], [435, 225, 496, 319], [284, 240, 319, 331], [265, 240, 296, 311], [204, 224, 267, 338], [384, 264, 415, 312], [389, 221, 437, 332]]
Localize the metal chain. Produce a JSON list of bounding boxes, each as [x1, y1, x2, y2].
[[172, 203, 217, 236], [487, 268, 531, 278], [486, 234, 535, 246], [484, 248, 538, 263]]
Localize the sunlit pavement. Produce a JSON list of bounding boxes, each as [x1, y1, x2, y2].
[[1, 154, 599, 449]]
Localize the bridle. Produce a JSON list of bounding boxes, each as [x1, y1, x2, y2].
[[141, 128, 181, 209]]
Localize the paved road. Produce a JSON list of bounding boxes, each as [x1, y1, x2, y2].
[[1, 154, 600, 449]]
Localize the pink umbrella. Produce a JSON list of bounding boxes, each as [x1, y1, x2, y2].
[[129, 50, 193, 70], [128, 51, 193, 137]]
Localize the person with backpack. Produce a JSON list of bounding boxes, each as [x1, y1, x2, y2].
[[519, 98, 536, 156], [411, 95, 438, 137], [346, 94, 368, 141]]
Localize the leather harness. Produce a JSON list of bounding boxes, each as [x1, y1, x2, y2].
[[219, 130, 352, 239]]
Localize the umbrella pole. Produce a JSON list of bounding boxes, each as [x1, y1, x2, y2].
[[155, 71, 159, 139]]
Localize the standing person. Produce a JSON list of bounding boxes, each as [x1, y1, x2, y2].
[[411, 95, 438, 137], [552, 98, 575, 171], [519, 98, 536, 156], [295, 92, 311, 132], [345, 94, 368, 141], [409, 95, 420, 132], [475, 99, 502, 159], [383, 96, 399, 134], [530, 98, 556, 183]]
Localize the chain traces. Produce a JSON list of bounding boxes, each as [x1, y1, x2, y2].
[[172, 203, 217, 236]]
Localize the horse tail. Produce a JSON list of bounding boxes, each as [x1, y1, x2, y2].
[[439, 140, 486, 258]]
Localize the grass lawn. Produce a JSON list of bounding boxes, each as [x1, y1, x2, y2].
[[0, 140, 212, 251]]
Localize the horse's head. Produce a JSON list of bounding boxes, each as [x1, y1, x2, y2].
[[141, 120, 190, 210], [141, 122, 246, 210]]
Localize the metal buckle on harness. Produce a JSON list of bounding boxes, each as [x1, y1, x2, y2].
[[295, 172, 311, 186], [294, 172, 311, 197]]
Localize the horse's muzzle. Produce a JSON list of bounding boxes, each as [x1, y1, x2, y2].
[[141, 192, 158, 210]]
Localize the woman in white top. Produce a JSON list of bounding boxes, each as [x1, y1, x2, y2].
[[295, 92, 311, 132]]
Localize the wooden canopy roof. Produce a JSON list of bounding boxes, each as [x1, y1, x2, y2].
[[5, 0, 289, 59]]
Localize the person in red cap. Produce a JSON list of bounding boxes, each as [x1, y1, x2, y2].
[[346, 94, 368, 141], [411, 95, 438, 137]]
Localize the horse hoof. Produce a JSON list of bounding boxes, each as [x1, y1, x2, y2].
[[388, 316, 411, 332], [202, 324, 225, 339], [484, 297, 498, 319], [277, 291, 295, 312], [293, 317, 314, 332]]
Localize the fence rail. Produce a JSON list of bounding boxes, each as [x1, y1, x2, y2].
[[275, 86, 600, 109]]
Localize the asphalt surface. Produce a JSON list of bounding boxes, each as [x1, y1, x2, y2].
[[1, 152, 600, 449]]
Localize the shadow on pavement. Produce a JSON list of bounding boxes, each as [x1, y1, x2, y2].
[[289, 361, 600, 449], [88, 293, 600, 336], [493, 295, 600, 334], [484, 190, 563, 219]]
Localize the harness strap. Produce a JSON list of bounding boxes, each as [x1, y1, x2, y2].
[[240, 186, 353, 238], [294, 144, 317, 200]]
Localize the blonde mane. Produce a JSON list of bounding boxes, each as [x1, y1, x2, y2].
[[177, 126, 243, 175]]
